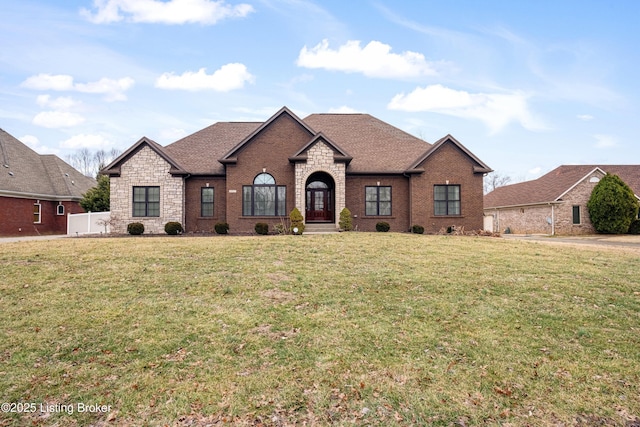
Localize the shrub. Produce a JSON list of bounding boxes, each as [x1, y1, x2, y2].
[[376, 221, 390, 232], [289, 207, 305, 235], [255, 222, 269, 235], [214, 222, 230, 235], [339, 207, 353, 231], [127, 222, 144, 235], [587, 174, 639, 234], [411, 224, 424, 234], [629, 219, 640, 235], [164, 222, 183, 235]]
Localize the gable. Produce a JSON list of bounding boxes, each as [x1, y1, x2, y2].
[[220, 107, 314, 164], [103, 137, 187, 177], [289, 133, 352, 164], [408, 134, 492, 174]]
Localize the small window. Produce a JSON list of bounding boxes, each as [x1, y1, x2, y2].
[[365, 186, 392, 216], [133, 186, 160, 217], [572, 205, 581, 225], [434, 185, 461, 216], [57, 204, 65, 216], [201, 187, 214, 217], [33, 203, 41, 223]]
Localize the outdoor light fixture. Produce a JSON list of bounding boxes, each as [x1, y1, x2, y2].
[[293, 227, 299, 234]]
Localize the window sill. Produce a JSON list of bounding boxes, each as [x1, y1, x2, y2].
[[431, 215, 465, 218], [362, 216, 396, 219]]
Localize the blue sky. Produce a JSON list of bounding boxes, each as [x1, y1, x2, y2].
[[1, 0, 639, 181]]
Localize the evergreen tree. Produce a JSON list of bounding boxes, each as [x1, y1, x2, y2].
[[587, 174, 638, 234], [80, 174, 110, 212]]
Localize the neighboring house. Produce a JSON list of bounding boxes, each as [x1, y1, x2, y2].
[[0, 128, 96, 236], [103, 107, 492, 234], [484, 165, 640, 235]]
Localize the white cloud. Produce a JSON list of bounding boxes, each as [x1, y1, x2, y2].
[[328, 106, 361, 114], [81, 0, 254, 25], [155, 64, 255, 91], [60, 134, 111, 149], [297, 39, 441, 79], [36, 95, 80, 110], [22, 74, 74, 91], [388, 84, 545, 134], [528, 167, 542, 176], [594, 134, 617, 149], [21, 74, 134, 101], [74, 77, 135, 101], [159, 127, 188, 141], [33, 111, 85, 128], [577, 114, 594, 121], [19, 135, 60, 154]]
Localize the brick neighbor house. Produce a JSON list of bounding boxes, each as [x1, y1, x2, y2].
[[484, 165, 640, 235], [103, 107, 492, 234], [0, 128, 96, 236]]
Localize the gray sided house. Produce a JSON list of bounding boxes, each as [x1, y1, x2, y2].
[[484, 165, 640, 235], [104, 107, 492, 234], [0, 128, 96, 236]]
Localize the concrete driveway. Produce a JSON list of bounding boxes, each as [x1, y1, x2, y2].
[[0, 235, 68, 244]]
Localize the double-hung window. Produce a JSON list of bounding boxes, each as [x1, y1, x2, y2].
[[434, 185, 460, 216], [33, 203, 41, 223], [572, 205, 581, 225], [243, 173, 286, 216], [201, 187, 214, 217], [365, 186, 392, 216], [133, 186, 160, 217]]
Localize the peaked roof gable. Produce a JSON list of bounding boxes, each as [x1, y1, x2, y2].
[[408, 134, 493, 173], [220, 106, 315, 164], [103, 136, 187, 177], [289, 132, 352, 164], [484, 165, 640, 209], [0, 128, 95, 200]]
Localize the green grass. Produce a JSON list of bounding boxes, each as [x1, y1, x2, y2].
[[0, 233, 638, 426]]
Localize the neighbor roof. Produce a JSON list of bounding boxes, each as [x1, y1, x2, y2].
[[484, 165, 640, 208], [0, 128, 96, 200]]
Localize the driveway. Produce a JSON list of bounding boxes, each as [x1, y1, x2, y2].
[[0, 235, 68, 244], [502, 234, 640, 250]]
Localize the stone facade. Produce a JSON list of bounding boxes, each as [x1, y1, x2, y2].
[[110, 145, 184, 234], [295, 141, 346, 226]]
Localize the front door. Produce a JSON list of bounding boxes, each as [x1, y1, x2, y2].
[[306, 188, 333, 222]]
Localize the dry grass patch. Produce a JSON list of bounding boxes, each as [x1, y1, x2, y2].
[[0, 234, 638, 426]]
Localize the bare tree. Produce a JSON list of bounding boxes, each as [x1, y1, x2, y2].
[[484, 171, 512, 194], [66, 148, 120, 178]]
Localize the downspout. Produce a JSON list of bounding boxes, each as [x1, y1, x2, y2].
[[403, 172, 412, 231], [551, 203, 555, 236]]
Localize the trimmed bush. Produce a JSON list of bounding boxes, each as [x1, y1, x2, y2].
[[629, 219, 640, 235], [164, 222, 183, 235], [411, 224, 424, 234], [214, 222, 230, 235], [587, 174, 639, 234], [339, 207, 353, 231], [127, 222, 144, 235], [255, 222, 269, 235], [289, 207, 305, 235], [376, 221, 390, 232]]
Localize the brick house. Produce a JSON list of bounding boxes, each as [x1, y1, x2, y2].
[[0, 128, 96, 236], [484, 165, 640, 235], [103, 107, 491, 234]]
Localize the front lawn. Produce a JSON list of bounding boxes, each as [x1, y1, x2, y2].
[[0, 234, 638, 426]]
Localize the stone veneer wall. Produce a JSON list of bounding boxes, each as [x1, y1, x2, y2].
[[110, 146, 184, 234], [295, 141, 346, 226]]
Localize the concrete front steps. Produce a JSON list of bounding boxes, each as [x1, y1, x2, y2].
[[304, 223, 339, 234]]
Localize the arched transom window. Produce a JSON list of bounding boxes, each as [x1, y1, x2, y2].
[[243, 173, 286, 216]]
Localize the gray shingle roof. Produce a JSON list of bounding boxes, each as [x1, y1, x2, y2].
[[0, 128, 96, 200], [484, 165, 640, 208]]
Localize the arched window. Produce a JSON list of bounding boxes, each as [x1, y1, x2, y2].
[[243, 173, 286, 216]]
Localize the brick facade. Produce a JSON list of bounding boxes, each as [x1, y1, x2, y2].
[[106, 108, 490, 235], [485, 170, 605, 235], [0, 196, 84, 236]]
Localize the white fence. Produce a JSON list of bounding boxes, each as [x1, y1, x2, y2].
[[67, 211, 111, 236]]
